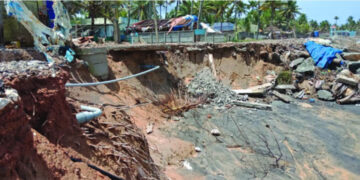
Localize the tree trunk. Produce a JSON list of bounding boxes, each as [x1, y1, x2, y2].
[[256, 2, 260, 39], [127, 0, 131, 27], [234, 11, 239, 40], [153, 0, 159, 43], [190, 0, 193, 15], [104, 17, 107, 38], [91, 16, 95, 36], [293, 25, 297, 38], [0, 4, 3, 46], [165, 1, 168, 19], [113, 18, 120, 43], [175, 0, 179, 17], [197, 0, 203, 29], [160, 5, 162, 19], [220, 16, 223, 32]]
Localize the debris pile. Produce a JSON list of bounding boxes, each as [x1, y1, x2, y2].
[[187, 67, 246, 106], [188, 40, 360, 107], [268, 41, 360, 104]]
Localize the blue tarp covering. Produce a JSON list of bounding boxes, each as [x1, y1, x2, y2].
[[172, 15, 198, 31], [304, 41, 343, 69]]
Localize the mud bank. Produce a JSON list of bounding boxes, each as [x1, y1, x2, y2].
[[0, 60, 163, 179]]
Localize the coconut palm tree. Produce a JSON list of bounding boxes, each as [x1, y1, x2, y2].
[[233, 0, 246, 39], [261, 0, 282, 38], [131, 1, 152, 21], [197, 0, 204, 29], [280, 0, 299, 37], [334, 16, 339, 25]]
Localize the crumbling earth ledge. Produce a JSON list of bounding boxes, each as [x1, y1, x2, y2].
[[0, 60, 164, 179]]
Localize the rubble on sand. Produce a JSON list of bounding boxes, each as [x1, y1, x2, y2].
[[188, 40, 360, 106], [187, 67, 247, 106]]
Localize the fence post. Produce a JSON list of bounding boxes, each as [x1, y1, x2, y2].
[[178, 31, 181, 43], [213, 33, 215, 43]]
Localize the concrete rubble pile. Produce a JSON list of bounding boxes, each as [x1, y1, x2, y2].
[[188, 40, 360, 107], [187, 67, 247, 106], [256, 41, 360, 105]]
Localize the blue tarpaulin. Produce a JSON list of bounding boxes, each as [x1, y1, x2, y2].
[[304, 41, 343, 69], [172, 15, 198, 31]]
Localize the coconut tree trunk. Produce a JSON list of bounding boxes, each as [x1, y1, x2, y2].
[[113, 18, 120, 43], [165, 0, 168, 19], [175, 0, 179, 17], [293, 24, 297, 38], [190, 0, 193, 15], [104, 17, 107, 38], [91, 16, 95, 36], [153, 0, 159, 43], [0, 4, 3, 46], [127, 0, 131, 27], [160, 5, 162, 19], [197, 0, 203, 29], [256, 2, 260, 39]]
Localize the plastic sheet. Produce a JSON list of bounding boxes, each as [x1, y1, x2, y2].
[[5, 0, 71, 63], [304, 41, 343, 69]]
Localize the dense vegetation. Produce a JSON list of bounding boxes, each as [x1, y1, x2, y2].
[[64, 0, 360, 41]]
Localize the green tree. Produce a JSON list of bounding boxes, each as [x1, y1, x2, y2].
[[309, 20, 318, 31], [233, 0, 246, 38], [280, 0, 300, 33], [319, 20, 330, 32], [131, 1, 152, 21], [334, 16, 339, 25], [261, 0, 282, 38], [101, 1, 126, 43], [346, 16, 356, 30], [295, 13, 310, 34]]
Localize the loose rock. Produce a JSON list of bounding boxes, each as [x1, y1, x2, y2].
[[317, 90, 335, 101]]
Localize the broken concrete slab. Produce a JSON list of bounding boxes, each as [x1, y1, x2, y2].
[[233, 101, 272, 110], [343, 52, 360, 61], [296, 57, 315, 73], [289, 58, 305, 68], [232, 83, 272, 97], [317, 90, 335, 101], [275, 84, 296, 91], [336, 75, 359, 87], [272, 91, 293, 103], [315, 80, 324, 89]]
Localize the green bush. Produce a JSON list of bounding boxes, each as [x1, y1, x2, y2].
[[276, 71, 292, 85]]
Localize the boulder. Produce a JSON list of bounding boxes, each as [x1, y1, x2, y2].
[[296, 57, 315, 73], [289, 58, 305, 68], [317, 90, 335, 101], [348, 61, 360, 73], [343, 52, 360, 61]]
